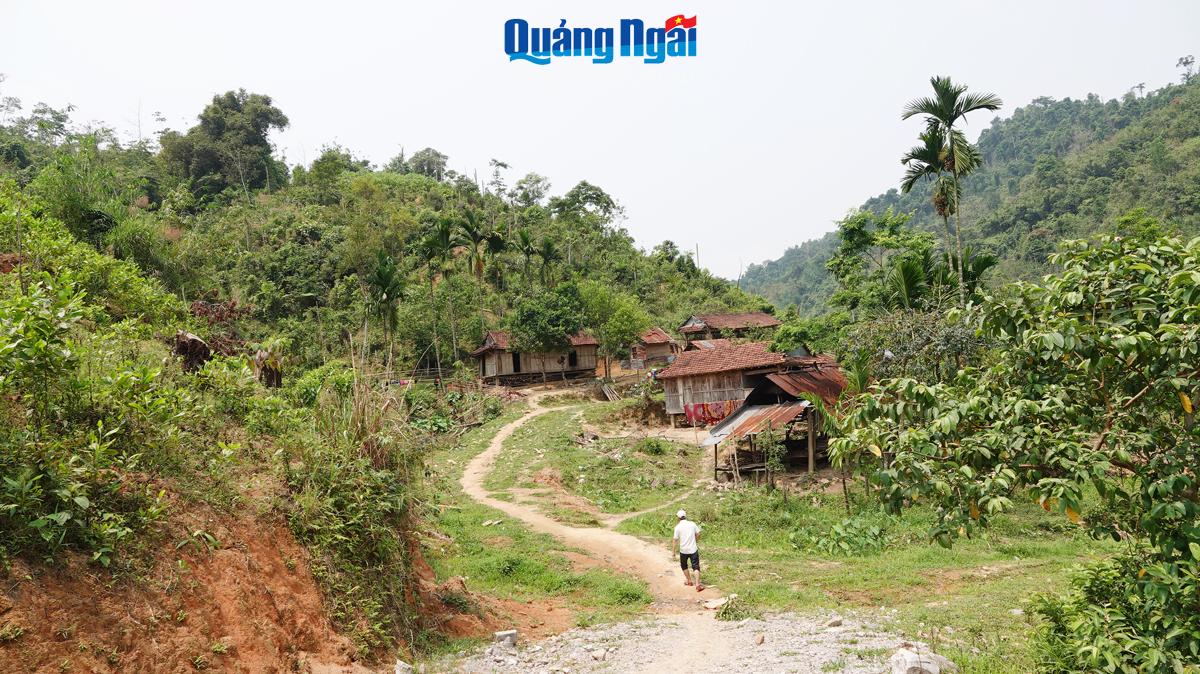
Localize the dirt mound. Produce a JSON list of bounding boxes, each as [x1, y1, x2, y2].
[[0, 506, 370, 673]]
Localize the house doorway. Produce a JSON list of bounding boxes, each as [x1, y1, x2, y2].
[[568, 350, 578, 368], [512, 352, 522, 373]]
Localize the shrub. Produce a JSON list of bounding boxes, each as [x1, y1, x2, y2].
[[1032, 551, 1200, 673], [637, 437, 669, 456], [790, 513, 893, 556]]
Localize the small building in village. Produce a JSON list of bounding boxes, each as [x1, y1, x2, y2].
[[630, 327, 680, 368], [472, 330, 598, 384], [656, 341, 787, 424], [677, 312, 781, 346], [702, 355, 847, 479]]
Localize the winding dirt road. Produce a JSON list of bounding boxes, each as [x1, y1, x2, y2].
[[460, 391, 721, 609]]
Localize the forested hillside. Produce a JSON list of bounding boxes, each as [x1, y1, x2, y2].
[[0, 87, 768, 376], [743, 74, 1200, 313], [0, 85, 767, 669]]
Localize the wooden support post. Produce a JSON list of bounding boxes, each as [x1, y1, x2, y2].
[[713, 442, 718, 481], [807, 411, 816, 474]]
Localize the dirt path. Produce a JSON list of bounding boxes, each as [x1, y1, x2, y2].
[[460, 391, 720, 609], [453, 611, 902, 673]]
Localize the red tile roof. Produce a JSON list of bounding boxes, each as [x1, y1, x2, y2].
[[471, 330, 596, 356], [679, 312, 781, 334], [657, 341, 785, 380], [638, 327, 674, 345]]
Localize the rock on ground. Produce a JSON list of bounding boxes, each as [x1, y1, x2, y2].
[[449, 611, 917, 673]]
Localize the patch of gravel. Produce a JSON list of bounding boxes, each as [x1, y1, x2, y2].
[[450, 611, 907, 673]]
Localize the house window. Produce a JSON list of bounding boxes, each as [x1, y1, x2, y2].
[[568, 350, 578, 368], [512, 352, 522, 373]]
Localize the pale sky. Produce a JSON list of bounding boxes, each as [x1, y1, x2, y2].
[[4, 1, 1198, 278]]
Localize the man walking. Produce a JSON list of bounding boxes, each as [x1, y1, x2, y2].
[[671, 509, 703, 591]]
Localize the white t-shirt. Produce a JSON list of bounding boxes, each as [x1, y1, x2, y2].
[[673, 519, 700, 555]]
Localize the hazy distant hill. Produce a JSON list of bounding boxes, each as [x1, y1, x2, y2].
[[742, 77, 1200, 314]]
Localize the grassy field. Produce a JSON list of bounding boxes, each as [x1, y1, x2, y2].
[[618, 485, 1112, 673], [482, 405, 700, 517], [420, 404, 652, 654]]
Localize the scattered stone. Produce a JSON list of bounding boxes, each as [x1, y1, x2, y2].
[[889, 646, 957, 674], [494, 629, 518, 647], [826, 617, 843, 628], [650, 478, 662, 488], [755, 634, 765, 645], [394, 660, 413, 674], [1008, 608, 1024, 616], [703, 596, 730, 610]]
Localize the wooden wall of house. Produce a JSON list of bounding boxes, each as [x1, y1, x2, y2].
[[479, 345, 598, 378], [664, 370, 752, 414], [643, 342, 676, 359]]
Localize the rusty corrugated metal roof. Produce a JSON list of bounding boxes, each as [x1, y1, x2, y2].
[[701, 401, 810, 446], [765, 360, 847, 407]]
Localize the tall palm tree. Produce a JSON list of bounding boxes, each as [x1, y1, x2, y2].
[[367, 250, 404, 373], [456, 208, 494, 326], [514, 228, 537, 287], [420, 219, 459, 378], [537, 236, 561, 287], [900, 124, 958, 256], [457, 209, 488, 284], [486, 222, 508, 289], [902, 76, 1001, 308]]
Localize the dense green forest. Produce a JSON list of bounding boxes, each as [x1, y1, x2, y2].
[[0, 85, 767, 377], [742, 74, 1200, 313]]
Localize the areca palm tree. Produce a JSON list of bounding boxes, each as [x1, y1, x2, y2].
[[486, 222, 508, 289], [457, 209, 488, 283], [367, 250, 404, 372], [900, 125, 958, 254], [902, 76, 1001, 307], [514, 228, 537, 287], [537, 236, 561, 287], [420, 218, 459, 377]]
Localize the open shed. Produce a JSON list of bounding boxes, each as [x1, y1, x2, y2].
[[700, 355, 847, 480]]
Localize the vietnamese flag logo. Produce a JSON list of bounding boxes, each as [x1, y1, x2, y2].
[[665, 14, 697, 31]]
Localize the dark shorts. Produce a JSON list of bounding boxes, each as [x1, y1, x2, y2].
[[679, 551, 700, 571]]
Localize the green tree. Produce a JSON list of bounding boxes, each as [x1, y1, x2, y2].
[[537, 236, 561, 287], [157, 89, 288, 203], [902, 76, 1001, 308], [506, 287, 584, 382], [513, 228, 537, 287], [900, 125, 957, 255], [419, 219, 459, 375], [366, 251, 403, 371], [825, 209, 933, 314], [407, 148, 447, 181], [575, 280, 650, 377], [833, 227, 1200, 671]]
